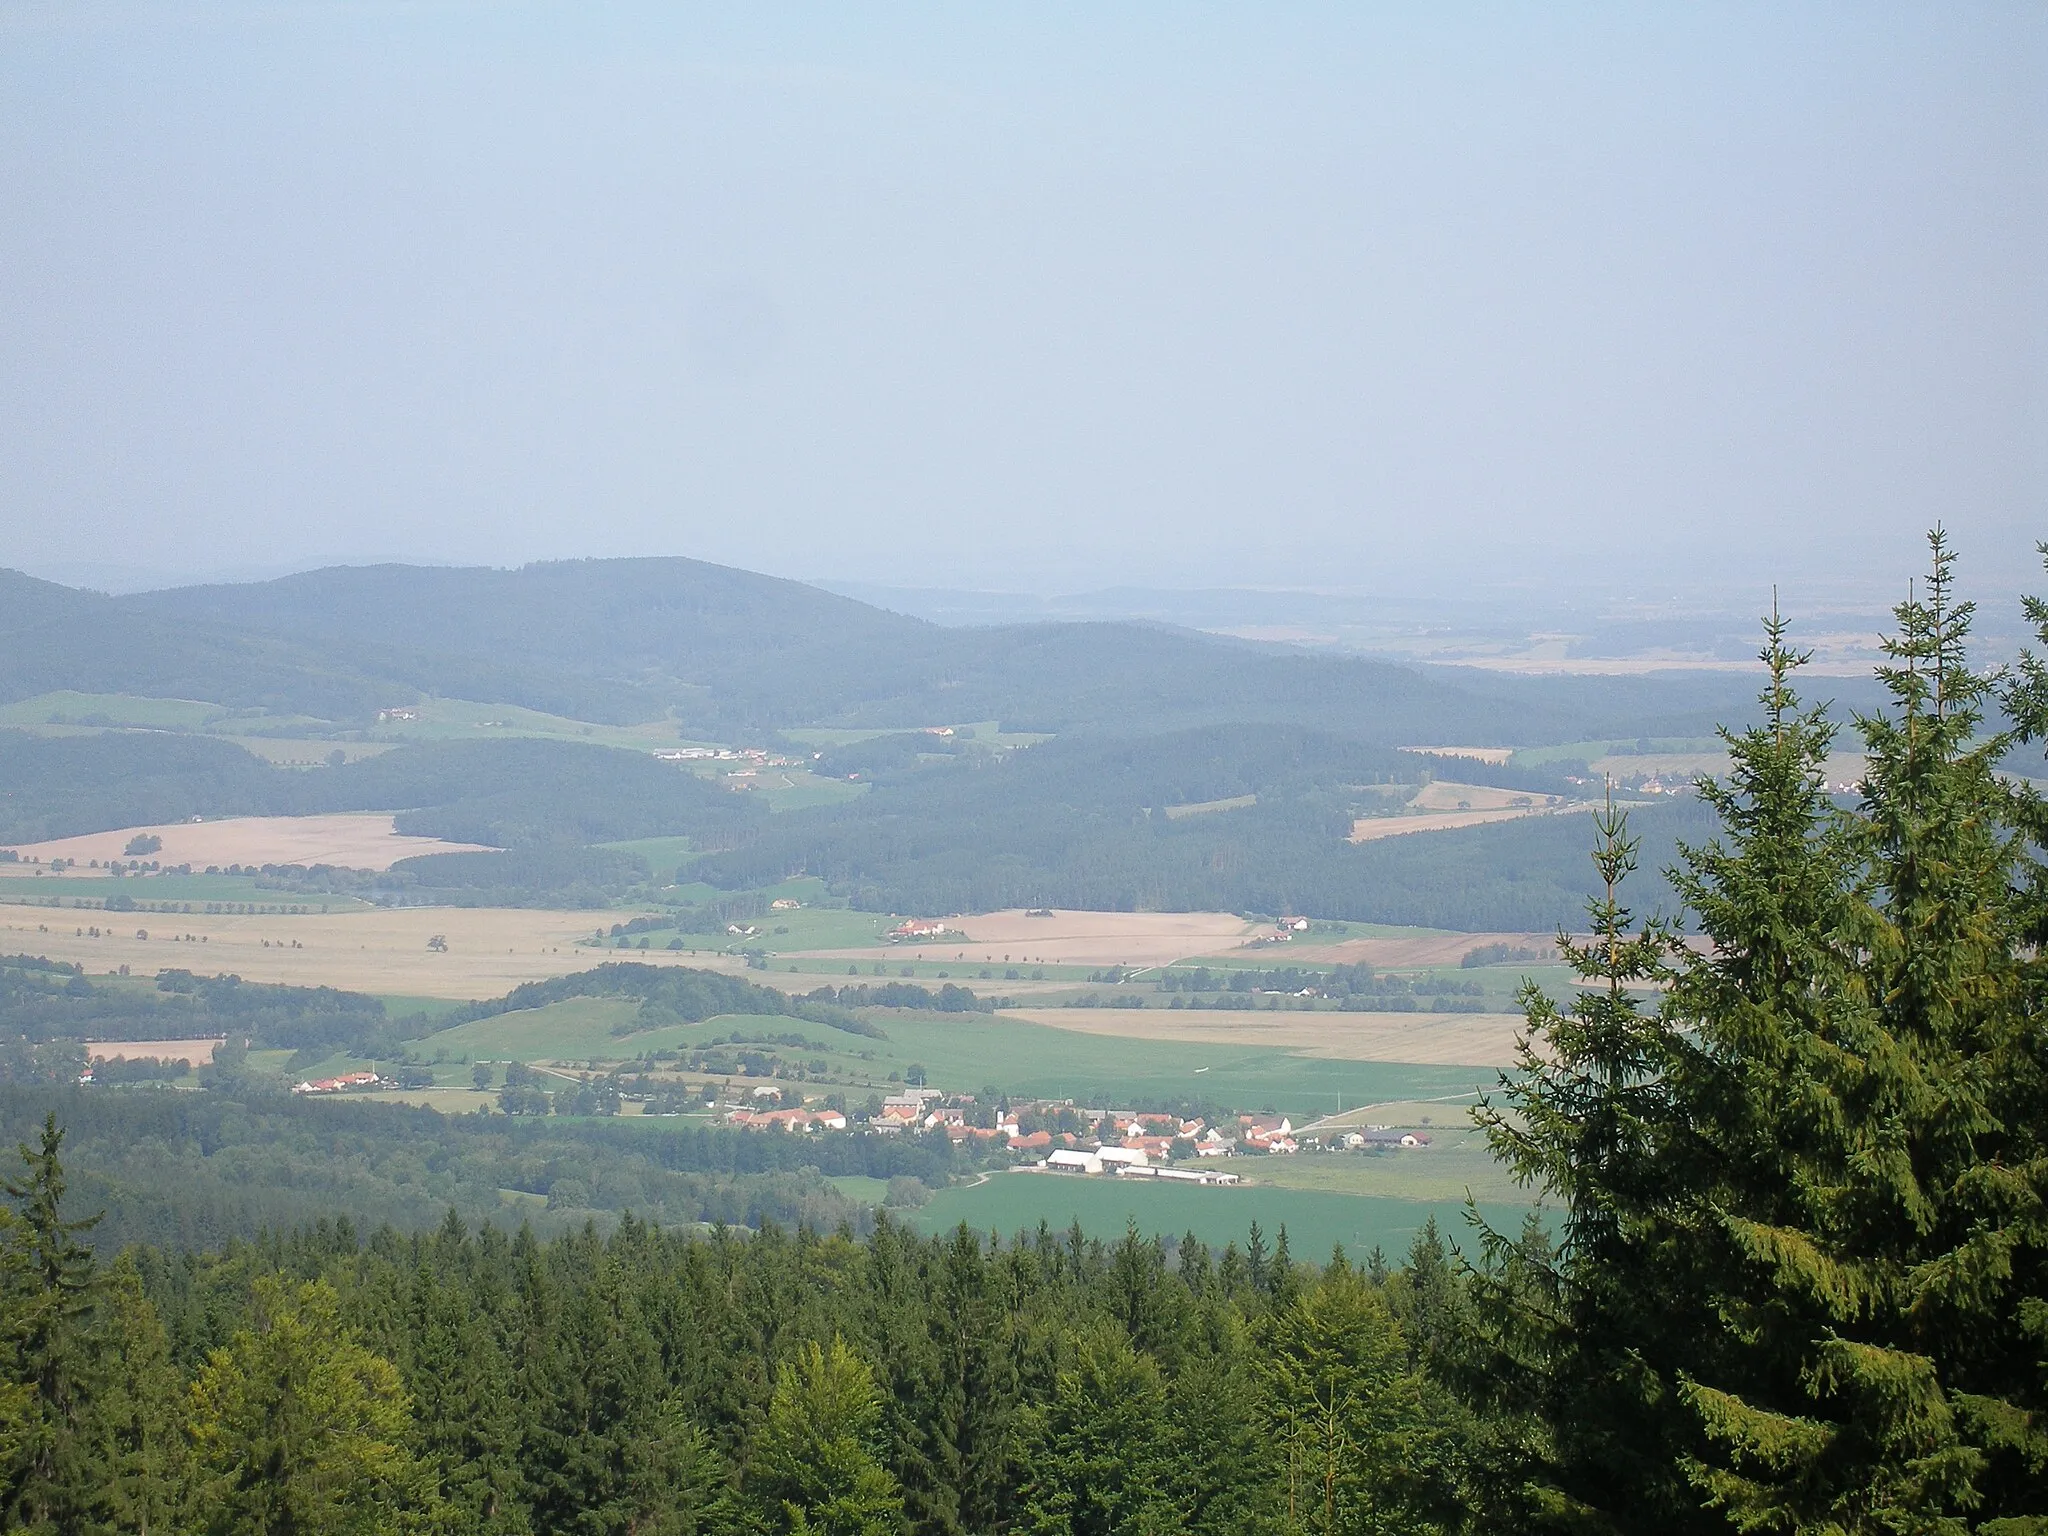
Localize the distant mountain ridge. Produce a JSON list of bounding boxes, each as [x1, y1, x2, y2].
[[2, 554, 1772, 743]]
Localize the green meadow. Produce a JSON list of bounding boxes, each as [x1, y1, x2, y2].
[[752, 771, 870, 813], [362, 696, 687, 752], [401, 996, 1481, 1117], [0, 691, 230, 730], [0, 872, 372, 910], [423, 1003, 861, 1067], [828, 1012, 1482, 1113], [911, 1170, 1528, 1264]]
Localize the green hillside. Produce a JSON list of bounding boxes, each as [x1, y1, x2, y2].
[[1, 557, 1786, 743]]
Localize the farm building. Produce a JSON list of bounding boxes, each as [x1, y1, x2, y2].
[[293, 1071, 385, 1096]]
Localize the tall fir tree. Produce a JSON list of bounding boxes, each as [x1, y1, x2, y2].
[[1470, 537, 2048, 1534], [0, 1114, 105, 1534]]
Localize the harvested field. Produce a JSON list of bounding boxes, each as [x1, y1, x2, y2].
[[1350, 801, 1592, 842], [800, 908, 1256, 969], [4, 813, 496, 872], [85, 1037, 224, 1065], [1007, 1006, 1528, 1067], [0, 904, 751, 1000], [1282, 930, 1558, 968], [1408, 780, 1559, 813]]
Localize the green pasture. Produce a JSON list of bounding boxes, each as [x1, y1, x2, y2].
[[0, 873, 369, 911], [912, 1170, 1528, 1264], [424, 1002, 863, 1067], [751, 906, 896, 951], [860, 1013, 1484, 1114], [362, 696, 686, 753], [753, 771, 869, 813], [402, 989, 1479, 1115], [1239, 1138, 1524, 1205], [0, 691, 229, 730], [779, 721, 1028, 748]]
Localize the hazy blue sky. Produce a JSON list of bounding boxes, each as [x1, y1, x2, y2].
[[1, 3, 2041, 600]]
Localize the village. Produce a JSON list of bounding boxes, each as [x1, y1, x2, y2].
[[279, 1067, 1433, 1190], [722, 1086, 1433, 1186]]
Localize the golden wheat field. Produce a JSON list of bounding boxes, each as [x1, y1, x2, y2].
[[3, 812, 495, 871], [0, 903, 744, 999]]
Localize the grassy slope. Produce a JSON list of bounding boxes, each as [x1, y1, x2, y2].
[[428, 1000, 805, 1062]]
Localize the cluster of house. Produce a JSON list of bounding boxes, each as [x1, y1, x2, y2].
[[292, 1071, 387, 1096], [711, 1086, 1436, 1162], [887, 918, 961, 942], [725, 1105, 849, 1132], [1246, 916, 1313, 947], [655, 746, 796, 765], [866, 1091, 1303, 1157]]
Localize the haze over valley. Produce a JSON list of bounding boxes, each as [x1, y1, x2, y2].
[[1, 6, 2043, 1532]]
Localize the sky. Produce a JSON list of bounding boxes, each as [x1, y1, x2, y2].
[[0, 2, 2042, 605]]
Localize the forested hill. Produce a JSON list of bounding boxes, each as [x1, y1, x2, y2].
[[1, 556, 1776, 742], [0, 732, 763, 847], [699, 722, 1708, 926]]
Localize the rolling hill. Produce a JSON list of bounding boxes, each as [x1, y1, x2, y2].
[[6, 556, 1779, 744]]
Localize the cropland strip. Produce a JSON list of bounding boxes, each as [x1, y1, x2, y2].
[[1282, 930, 1558, 967], [1407, 781, 1561, 813], [1349, 795, 1596, 843], [1349, 808, 1541, 841], [1007, 1006, 1527, 1068], [84, 1037, 225, 1065], [0, 904, 752, 1000], [4, 812, 497, 871], [798, 907, 1257, 969]]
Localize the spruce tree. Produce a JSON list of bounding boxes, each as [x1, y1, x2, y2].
[[747, 1336, 906, 1536], [1264, 1267, 1423, 1536], [1015, 1325, 1179, 1536], [1469, 537, 2048, 1533], [81, 1257, 187, 1536], [0, 1114, 105, 1532], [186, 1275, 438, 1535]]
